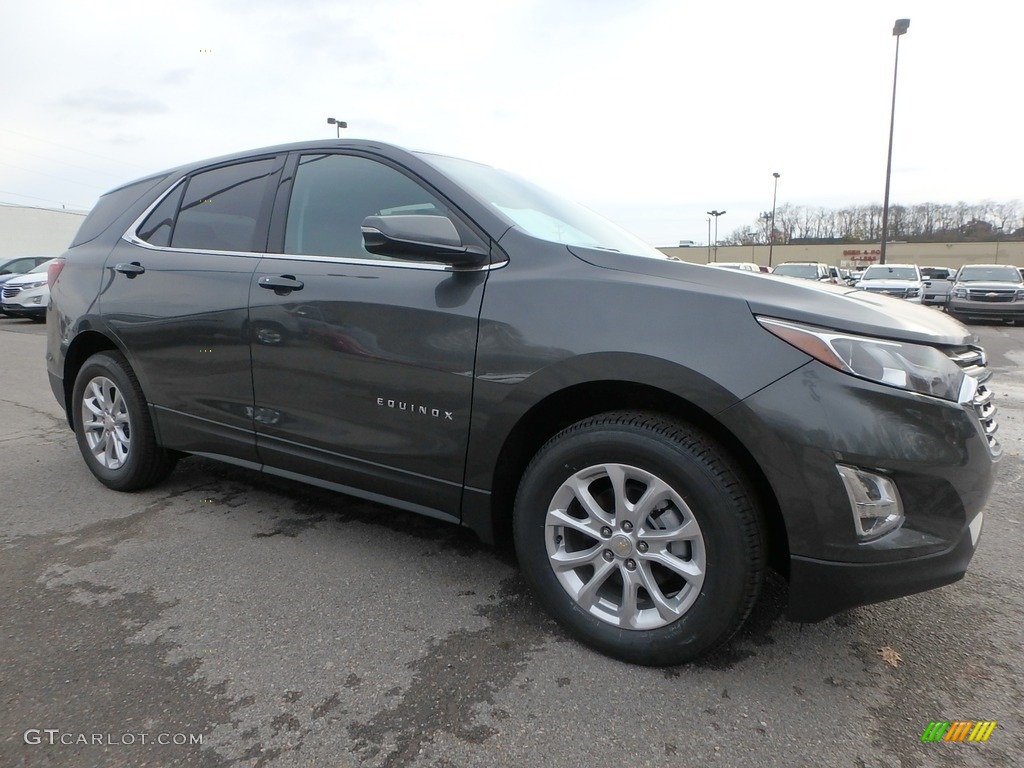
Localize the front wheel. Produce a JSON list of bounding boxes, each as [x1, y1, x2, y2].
[[513, 412, 765, 666], [72, 351, 176, 491]]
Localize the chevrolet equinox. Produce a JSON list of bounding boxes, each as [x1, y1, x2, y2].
[[46, 140, 999, 665]]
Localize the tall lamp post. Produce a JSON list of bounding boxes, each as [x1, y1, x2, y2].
[[327, 117, 348, 137], [706, 218, 712, 263], [879, 18, 910, 265], [707, 210, 725, 262], [768, 172, 781, 267]]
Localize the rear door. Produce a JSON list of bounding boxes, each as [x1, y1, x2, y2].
[[100, 155, 283, 461], [249, 151, 490, 517]]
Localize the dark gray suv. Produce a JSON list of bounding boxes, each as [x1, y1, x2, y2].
[[46, 140, 999, 665]]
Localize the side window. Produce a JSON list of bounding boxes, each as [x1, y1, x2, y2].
[[171, 159, 277, 252], [137, 183, 185, 247], [284, 154, 450, 260]]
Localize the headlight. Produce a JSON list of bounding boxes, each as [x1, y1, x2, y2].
[[907, 287, 920, 297], [953, 287, 967, 298], [757, 317, 969, 402], [18, 279, 47, 290]]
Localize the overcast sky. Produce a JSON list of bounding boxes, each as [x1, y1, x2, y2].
[[1, 0, 1020, 246]]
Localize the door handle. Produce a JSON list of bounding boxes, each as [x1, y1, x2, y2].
[[258, 275, 304, 293], [114, 262, 145, 277]]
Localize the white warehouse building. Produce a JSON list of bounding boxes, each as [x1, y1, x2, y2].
[[0, 204, 87, 262]]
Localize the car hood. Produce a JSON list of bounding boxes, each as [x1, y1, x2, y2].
[[856, 279, 921, 289], [568, 247, 975, 347]]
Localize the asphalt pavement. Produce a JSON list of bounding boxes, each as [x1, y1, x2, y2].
[[1, 315, 1021, 768]]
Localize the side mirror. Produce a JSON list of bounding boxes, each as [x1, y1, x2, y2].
[[361, 215, 488, 267]]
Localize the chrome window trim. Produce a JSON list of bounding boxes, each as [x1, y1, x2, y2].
[[122, 177, 505, 272]]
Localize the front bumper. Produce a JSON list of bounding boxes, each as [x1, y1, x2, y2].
[[948, 298, 1024, 320], [718, 359, 997, 622], [1, 301, 46, 318], [786, 512, 982, 621], [921, 292, 949, 306]]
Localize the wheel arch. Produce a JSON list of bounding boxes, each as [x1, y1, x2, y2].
[[479, 380, 790, 575], [61, 330, 122, 428]]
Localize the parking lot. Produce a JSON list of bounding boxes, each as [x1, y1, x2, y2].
[[1, 315, 1021, 768]]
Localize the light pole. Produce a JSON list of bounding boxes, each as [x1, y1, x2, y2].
[[760, 212, 772, 244], [768, 172, 781, 267], [327, 117, 348, 137], [707, 218, 712, 263], [707, 210, 725, 262], [879, 18, 910, 265]]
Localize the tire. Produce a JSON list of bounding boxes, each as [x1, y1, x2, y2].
[[72, 351, 177, 491], [513, 412, 765, 666]]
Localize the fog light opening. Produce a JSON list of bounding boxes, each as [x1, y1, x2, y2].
[[836, 465, 905, 541]]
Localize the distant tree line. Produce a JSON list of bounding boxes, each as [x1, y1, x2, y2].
[[723, 200, 1024, 245]]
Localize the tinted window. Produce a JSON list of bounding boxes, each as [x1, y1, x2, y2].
[[284, 154, 450, 260], [137, 183, 185, 247], [171, 159, 277, 252], [71, 175, 168, 248]]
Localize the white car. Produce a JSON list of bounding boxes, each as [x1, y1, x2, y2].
[[1, 258, 57, 321], [855, 264, 923, 303]]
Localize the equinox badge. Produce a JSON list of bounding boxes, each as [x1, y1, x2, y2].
[[376, 397, 454, 421]]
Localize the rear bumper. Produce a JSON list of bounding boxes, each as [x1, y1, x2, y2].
[[786, 513, 981, 621]]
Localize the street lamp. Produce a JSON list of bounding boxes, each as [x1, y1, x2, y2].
[[707, 210, 725, 262], [879, 18, 910, 265], [707, 217, 712, 263], [768, 172, 781, 267], [327, 117, 348, 137]]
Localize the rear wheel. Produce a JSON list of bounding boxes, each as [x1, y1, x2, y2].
[[72, 351, 176, 491], [513, 412, 765, 666]]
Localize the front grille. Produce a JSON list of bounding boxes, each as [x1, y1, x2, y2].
[[967, 289, 1016, 303], [865, 287, 909, 298], [2, 285, 21, 300], [947, 345, 1000, 457]]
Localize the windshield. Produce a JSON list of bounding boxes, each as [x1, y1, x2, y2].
[[28, 259, 57, 274], [957, 266, 1021, 283], [419, 153, 664, 258], [860, 266, 919, 281], [772, 264, 820, 278]]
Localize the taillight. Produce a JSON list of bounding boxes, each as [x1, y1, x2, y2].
[[47, 257, 66, 287]]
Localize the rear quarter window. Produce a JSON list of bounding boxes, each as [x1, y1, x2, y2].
[[71, 175, 169, 248]]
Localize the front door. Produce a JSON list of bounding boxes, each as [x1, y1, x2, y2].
[[249, 152, 490, 516]]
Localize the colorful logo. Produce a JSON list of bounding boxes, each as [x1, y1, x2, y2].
[[921, 721, 997, 742]]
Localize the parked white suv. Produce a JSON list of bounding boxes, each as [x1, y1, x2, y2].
[[855, 264, 923, 303], [1, 259, 57, 320]]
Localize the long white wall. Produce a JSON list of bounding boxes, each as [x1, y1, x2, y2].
[[0, 204, 87, 260]]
